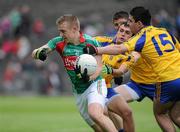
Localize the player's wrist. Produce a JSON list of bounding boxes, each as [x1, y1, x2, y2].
[[101, 64, 113, 77], [34, 48, 47, 61]]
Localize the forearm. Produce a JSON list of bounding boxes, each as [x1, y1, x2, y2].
[[113, 64, 128, 77], [97, 45, 127, 55], [112, 52, 140, 77]]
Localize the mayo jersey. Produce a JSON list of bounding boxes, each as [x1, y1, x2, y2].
[[47, 33, 101, 94], [124, 26, 180, 82]]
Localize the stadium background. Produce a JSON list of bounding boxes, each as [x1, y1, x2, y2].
[[0, 0, 180, 132]]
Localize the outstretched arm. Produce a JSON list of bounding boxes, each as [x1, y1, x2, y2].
[[83, 44, 128, 55], [98, 44, 128, 55]]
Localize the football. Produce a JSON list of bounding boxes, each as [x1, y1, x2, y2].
[[76, 54, 97, 75]]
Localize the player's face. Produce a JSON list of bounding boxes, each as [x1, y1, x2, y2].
[[57, 22, 75, 43], [116, 25, 132, 44], [128, 16, 140, 34], [113, 18, 127, 30]]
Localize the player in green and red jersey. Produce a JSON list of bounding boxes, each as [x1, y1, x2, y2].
[[32, 14, 130, 132]]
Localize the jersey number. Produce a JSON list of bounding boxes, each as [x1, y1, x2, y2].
[[152, 33, 175, 56]]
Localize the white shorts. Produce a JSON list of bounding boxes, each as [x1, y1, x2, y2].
[[73, 79, 107, 126]]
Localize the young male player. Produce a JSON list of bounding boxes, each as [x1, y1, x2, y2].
[[83, 7, 180, 132]]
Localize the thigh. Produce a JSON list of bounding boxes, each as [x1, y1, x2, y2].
[[153, 97, 174, 114], [107, 95, 131, 115], [169, 101, 180, 120], [114, 82, 141, 102], [74, 91, 95, 126], [87, 79, 107, 107], [74, 79, 107, 126], [170, 101, 180, 115]]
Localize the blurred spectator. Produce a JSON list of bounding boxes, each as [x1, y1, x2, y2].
[[176, 8, 180, 39], [32, 18, 45, 38], [0, 17, 11, 39], [48, 61, 62, 95], [8, 7, 21, 32], [3, 58, 22, 93], [153, 9, 175, 34], [14, 5, 32, 37], [16, 36, 31, 59]]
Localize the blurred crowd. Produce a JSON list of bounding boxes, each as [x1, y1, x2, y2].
[[0, 4, 180, 96], [0, 5, 62, 96]]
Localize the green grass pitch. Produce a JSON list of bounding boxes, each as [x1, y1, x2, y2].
[[0, 96, 178, 132]]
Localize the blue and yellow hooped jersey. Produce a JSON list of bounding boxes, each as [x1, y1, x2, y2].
[[124, 26, 180, 82]]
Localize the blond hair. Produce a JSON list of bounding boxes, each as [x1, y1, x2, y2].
[[56, 14, 80, 30]]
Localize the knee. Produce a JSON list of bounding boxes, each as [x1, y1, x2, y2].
[[121, 108, 133, 119]]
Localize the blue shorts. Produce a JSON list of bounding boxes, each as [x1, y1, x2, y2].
[[107, 88, 118, 99], [155, 78, 180, 104], [126, 80, 155, 101]]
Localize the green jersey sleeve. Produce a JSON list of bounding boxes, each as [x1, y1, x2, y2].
[[84, 34, 101, 47], [47, 36, 64, 49]]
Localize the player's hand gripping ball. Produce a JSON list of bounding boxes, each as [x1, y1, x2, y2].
[[75, 54, 97, 76]]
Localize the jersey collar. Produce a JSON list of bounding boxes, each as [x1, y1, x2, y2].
[[139, 25, 152, 34], [79, 32, 85, 43]]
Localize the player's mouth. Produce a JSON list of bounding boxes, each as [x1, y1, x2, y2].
[[116, 37, 125, 43], [120, 37, 125, 42]]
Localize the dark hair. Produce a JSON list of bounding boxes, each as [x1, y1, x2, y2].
[[113, 11, 129, 21], [130, 6, 151, 26], [121, 21, 129, 27]]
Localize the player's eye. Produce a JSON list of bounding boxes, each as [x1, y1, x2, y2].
[[114, 23, 119, 27], [125, 31, 131, 35]]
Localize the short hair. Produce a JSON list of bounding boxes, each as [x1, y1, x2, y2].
[[56, 14, 80, 29], [113, 11, 129, 21], [121, 22, 129, 27], [130, 6, 151, 26]]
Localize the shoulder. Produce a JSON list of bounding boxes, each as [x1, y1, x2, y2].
[[48, 36, 64, 49], [83, 34, 98, 43], [49, 36, 64, 43]]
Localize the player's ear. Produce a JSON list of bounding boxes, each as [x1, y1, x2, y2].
[[137, 21, 143, 28]]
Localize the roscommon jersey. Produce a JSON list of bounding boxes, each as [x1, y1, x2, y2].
[[124, 26, 180, 82], [95, 36, 131, 88]]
